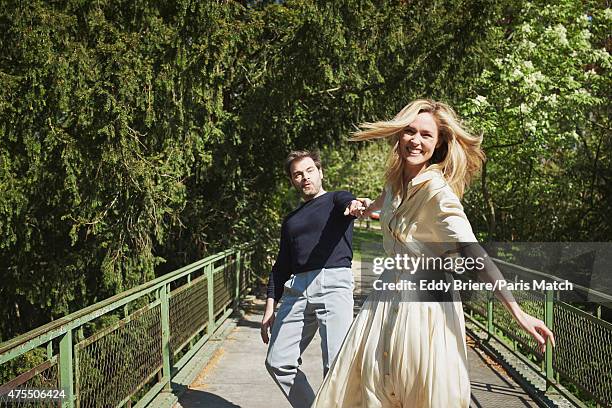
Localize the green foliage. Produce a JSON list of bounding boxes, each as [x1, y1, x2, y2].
[[323, 141, 388, 199], [459, 0, 611, 240]]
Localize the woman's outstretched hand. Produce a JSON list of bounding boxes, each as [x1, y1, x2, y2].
[[513, 309, 556, 353]]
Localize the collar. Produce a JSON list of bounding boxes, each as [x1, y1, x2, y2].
[[410, 167, 442, 187]]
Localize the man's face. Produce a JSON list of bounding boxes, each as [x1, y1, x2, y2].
[[289, 157, 323, 199]]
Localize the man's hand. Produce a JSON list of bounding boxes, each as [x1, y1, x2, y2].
[[261, 298, 277, 344], [344, 198, 372, 218]]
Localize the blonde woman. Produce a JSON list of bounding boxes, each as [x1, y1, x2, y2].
[[312, 99, 555, 407]]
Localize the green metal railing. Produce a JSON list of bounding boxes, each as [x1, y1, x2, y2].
[[3, 239, 611, 407], [0, 246, 254, 407], [462, 258, 612, 407]]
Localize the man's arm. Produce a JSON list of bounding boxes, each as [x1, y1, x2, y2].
[[344, 189, 386, 218], [262, 221, 291, 344], [333, 190, 362, 219]]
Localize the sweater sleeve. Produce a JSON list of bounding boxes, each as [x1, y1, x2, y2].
[[266, 220, 292, 301], [333, 190, 357, 216]]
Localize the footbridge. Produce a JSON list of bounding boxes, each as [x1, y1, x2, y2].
[[1, 228, 610, 408]]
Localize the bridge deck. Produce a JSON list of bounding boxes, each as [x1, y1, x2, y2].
[[175, 259, 539, 408]]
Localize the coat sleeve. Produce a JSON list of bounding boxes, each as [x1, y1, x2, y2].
[[430, 189, 478, 245]]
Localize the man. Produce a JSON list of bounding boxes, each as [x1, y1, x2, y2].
[[261, 150, 364, 408]]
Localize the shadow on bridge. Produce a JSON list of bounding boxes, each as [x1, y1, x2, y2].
[[179, 389, 241, 408]]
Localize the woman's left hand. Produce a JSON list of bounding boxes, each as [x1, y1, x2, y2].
[[514, 309, 556, 353]]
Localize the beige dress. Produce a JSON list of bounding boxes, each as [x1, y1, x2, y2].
[[312, 168, 477, 408]]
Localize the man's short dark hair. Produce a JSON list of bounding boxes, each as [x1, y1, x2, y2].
[[285, 150, 322, 178]]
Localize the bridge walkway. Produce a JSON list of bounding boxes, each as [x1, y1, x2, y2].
[[177, 260, 539, 408]]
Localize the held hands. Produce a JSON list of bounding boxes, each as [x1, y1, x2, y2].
[[514, 309, 556, 353], [344, 198, 373, 218]]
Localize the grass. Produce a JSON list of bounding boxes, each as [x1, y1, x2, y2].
[[353, 226, 384, 263]]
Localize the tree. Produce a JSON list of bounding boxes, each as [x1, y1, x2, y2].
[[459, 0, 611, 241]]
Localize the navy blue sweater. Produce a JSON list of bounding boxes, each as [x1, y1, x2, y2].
[[267, 191, 356, 301]]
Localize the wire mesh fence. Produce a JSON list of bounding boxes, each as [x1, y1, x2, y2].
[[0, 357, 60, 408], [462, 260, 612, 407], [1, 246, 255, 408]]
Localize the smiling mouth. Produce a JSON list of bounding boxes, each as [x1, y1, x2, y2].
[[406, 147, 422, 156]]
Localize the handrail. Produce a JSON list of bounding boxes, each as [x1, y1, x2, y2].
[[0, 249, 239, 357], [463, 258, 612, 407], [492, 257, 612, 303], [0, 245, 256, 408]]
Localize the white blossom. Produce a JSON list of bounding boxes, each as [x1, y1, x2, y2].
[[553, 24, 569, 46], [474, 95, 488, 106]]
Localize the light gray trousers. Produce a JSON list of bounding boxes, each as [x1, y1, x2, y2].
[[265, 267, 354, 408]]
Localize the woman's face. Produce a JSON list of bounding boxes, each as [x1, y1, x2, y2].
[[399, 112, 440, 170]]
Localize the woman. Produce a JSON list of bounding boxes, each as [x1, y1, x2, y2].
[[312, 99, 555, 408]]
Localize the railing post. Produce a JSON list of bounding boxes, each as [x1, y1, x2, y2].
[[245, 252, 251, 286], [487, 292, 494, 338], [235, 250, 242, 299], [544, 288, 555, 390], [207, 264, 215, 336], [59, 329, 74, 408], [160, 284, 172, 391], [596, 304, 601, 319]]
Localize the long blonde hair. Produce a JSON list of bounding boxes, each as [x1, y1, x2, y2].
[[351, 99, 484, 198]]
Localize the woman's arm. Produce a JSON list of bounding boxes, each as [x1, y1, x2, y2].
[[461, 243, 555, 352], [365, 189, 386, 215], [430, 189, 555, 352]]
